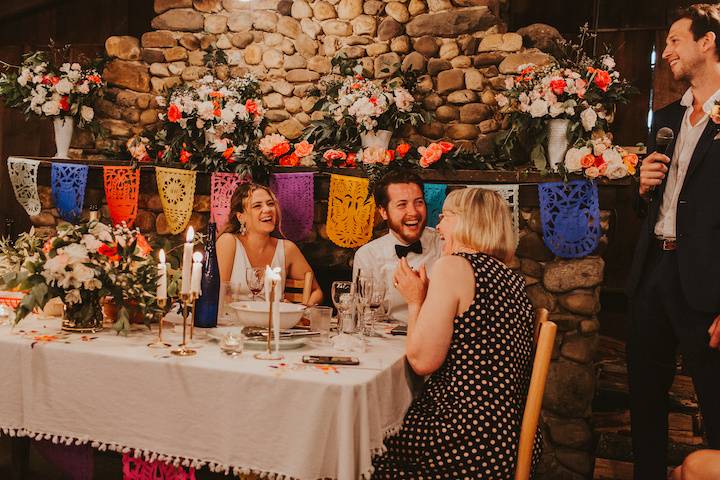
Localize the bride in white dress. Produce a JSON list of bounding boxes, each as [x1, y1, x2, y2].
[[216, 183, 323, 305]]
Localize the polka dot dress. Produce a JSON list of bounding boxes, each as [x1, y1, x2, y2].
[[372, 252, 542, 479]]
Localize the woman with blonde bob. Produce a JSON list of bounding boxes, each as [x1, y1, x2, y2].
[[217, 183, 322, 305], [372, 187, 540, 479]]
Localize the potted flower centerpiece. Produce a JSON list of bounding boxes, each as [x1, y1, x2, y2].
[[0, 43, 103, 158], [496, 25, 636, 173], [0, 221, 161, 334], [129, 73, 269, 179]]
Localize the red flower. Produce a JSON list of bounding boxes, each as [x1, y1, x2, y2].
[[270, 141, 291, 158], [588, 67, 612, 92], [180, 147, 191, 164], [323, 149, 347, 167], [50, 76, 60, 85], [245, 99, 258, 115], [86, 75, 101, 84], [346, 152, 357, 168], [223, 147, 235, 162], [157, 149, 165, 161], [369, 97, 378, 105], [279, 153, 300, 167], [395, 143, 411, 158], [41, 76, 52, 85], [59, 96, 70, 111], [549, 78, 567, 95], [135, 234, 152, 256], [438, 141, 454, 154], [98, 243, 119, 260], [42, 239, 54, 254], [593, 155, 606, 168], [167, 104, 182, 122], [385, 149, 395, 164]]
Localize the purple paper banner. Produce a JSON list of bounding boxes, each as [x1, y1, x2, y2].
[[270, 172, 315, 242]]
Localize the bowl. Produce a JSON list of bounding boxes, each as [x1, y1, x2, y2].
[[228, 301, 306, 330]]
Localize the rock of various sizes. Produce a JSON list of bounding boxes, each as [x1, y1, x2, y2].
[[352, 15, 377, 36], [322, 19, 352, 36], [464, 69, 485, 90], [499, 48, 553, 74], [228, 13, 253, 31], [543, 359, 595, 417], [447, 89, 477, 104], [254, 11, 278, 32], [231, 32, 254, 48], [453, 0, 499, 6], [386, 2, 410, 23], [278, 16, 301, 38], [377, 18, 404, 41], [277, 118, 304, 139], [436, 68, 465, 93], [549, 313, 582, 332], [406, 7, 497, 37], [193, 0, 221, 11], [422, 93, 443, 110], [262, 48, 284, 69], [366, 42, 389, 57], [414, 36, 438, 57], [244, 44, 263, 65], [526, 284, 556, 312], [277, 0, 292, 15], [308, 55, 331, 73], [286, 69, 320, 82], [204, 14, 228, 33], [104, 60, 150, 92], [313, 1, 337, 20], [419, 121, 445, 139], [517, 23, 564, 56], [284, 54, 307, 70], [164, 46, 188, 62], [543, 258, 605, 293], [435, 105, 459, 121], [427, 58, 451, 75], [337, 0, 363, 19], [409, 0, 427, 15], [478, 32, 523, 52], [559, 290, 599, 316], [179, 33, 200, 50], [459, 103, 491, 123], [560, 333, 598, 364], [291, 0, 313, 18], [363, 0, 383, 15], [374, 52, 400, 78], [390, 35, 411, 54], [295, 33, 318, 56], [556, 448, 594, 477], [142, 31, 177, 48], [427, 0, 452, 11], [546, 417, 592, 449], [151, 9, 204, 31], [154, 0, 192, 13], [105, 36, 141, 61], [301, 18, 322, 39], [439, 41, 459, 60], [479, 118, 498, 133], [402, 51, 426, 72], [517, 231, 554, 261]]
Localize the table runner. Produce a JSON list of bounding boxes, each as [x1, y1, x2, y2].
[[0, 317, 414, 479]]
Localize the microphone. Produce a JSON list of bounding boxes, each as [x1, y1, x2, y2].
[[656, 127, 674, 156]]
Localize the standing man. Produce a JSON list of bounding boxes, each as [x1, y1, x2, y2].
[[353, 171, 442, 324], [626, 5, 720, 479]]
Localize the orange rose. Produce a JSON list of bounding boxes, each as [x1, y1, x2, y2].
[[294, 140, 314, 158], [323, 149, 347, 167], [245, 99, 258, 115], [346, 152, 357, 168], [223, 147, 235, 162], [395, 143, 411, 158], [382, 149, 395, 165], [135, 233, 152, 256], [167, 104, 182, 122], [279, 153, 300, 167], [86, 74, 101, 84], [589, 67, 612, 92], [438, 141, 454, 153], [270, 141, 291, 158], [418, 143, 443, 168], [180, 147, 191, 164], [580, 154, 596, 168]]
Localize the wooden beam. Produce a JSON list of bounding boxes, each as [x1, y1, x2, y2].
[[0, 0, 65, 22]]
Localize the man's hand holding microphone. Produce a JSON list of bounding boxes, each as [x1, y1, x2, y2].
[[639, 127, 674, 198]]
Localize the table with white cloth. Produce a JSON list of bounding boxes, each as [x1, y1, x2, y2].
[[0, 316, 415, 480]]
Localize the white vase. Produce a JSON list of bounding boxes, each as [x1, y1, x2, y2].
[[360, 129, 392, 150], [546, 118, 570, 172], [53, 116, 74, 159]]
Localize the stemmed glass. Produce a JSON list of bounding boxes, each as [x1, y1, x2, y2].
[[355, 275, 374, 336], [246, 267, 264, 301], [331, 281, 354, 334], [366, 280, 386, 336]]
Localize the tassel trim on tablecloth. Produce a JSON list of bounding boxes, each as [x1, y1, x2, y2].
[[1, 423, 405, 480]]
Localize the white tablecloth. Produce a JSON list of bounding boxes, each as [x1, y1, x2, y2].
[[0, 317, 414, 479]]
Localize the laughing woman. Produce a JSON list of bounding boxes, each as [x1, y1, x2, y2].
[[216, 183, 322, 305]]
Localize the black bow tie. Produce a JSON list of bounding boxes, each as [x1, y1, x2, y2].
[[395, 241, 422, 259]]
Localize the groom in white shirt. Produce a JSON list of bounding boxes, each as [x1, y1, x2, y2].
[[353, 171, 442, 324]]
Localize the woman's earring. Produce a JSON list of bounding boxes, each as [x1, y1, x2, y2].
[[239, 221, 247, 235]]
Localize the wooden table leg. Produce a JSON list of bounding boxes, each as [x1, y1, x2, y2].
[[10, 437, 30, 480]]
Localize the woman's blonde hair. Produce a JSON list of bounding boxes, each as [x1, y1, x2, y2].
[[443, 187, 516, 263], [224, 183, 283, 237]]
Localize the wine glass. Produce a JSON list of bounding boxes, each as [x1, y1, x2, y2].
[[246, 267, 264, 301], [366, 280, 386, 336], [355, 276, 374, 336], [331, 281, 354, 333]]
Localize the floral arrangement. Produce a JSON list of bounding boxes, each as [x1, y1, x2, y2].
[[259, 134, 316, 167], [564, 131, 638, 179], [0, 44, 103, 129], [0, 229, 43, 280], [0, 221, 161, 334], [128, 74, 270, 178], [304, 55, 426, 152], [496, 25, 636, 170]]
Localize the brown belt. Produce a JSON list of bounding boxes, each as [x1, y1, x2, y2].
[[656, 238, 677, 251]]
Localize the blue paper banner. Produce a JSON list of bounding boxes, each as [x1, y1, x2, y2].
[[424, 183, 447, 228], [538, 180, 600, 258], [51, 162, 89, 223]]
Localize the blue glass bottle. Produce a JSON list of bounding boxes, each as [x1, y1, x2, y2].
[[195, 222, 220, 328]]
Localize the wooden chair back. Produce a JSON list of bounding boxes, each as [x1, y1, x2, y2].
[[533, 307, 549, 345], [284, 271, 313, 305], [515, 315, 557, 480]]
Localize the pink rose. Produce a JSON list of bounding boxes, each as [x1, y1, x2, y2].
[[294, 140, 314, 158], [418, 143, 443, 168], [584, 166, 600, 179]]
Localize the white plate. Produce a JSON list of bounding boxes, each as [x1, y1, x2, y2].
[[244, 337, 307, 350]]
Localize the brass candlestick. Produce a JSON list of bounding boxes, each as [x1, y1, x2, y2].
[[147, 298, 171, 348], [186, 292, 200, 348], [171, 293, 197, 357], [254, 279, 283, 361]]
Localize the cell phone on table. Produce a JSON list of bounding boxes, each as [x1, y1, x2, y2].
[[302, 355, 359, 365], [390, 325, 407, 336]]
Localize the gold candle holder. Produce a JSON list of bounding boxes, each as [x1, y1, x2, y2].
[[147, 298, 171, 348], [171, 293, 197, 357], [254, 279, 283, 361]]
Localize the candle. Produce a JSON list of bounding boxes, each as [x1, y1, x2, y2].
[[191, 251, 203, 296], [264, 266, 282, 353], [157, 249, 167, 300], [181, 227, 194, 295]]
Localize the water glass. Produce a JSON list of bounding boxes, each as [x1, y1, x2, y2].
[[308, 306, 332, 344]]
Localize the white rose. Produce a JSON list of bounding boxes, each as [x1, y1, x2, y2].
[[549, 102, 565, 118], [41, 100, 61, 116], [55, 78, 73, 95], [602, 147, 622, 165], [221, 107, 235, 124], [528, 99, 549, 118], [62, 243, 89, 263], [496, 93, 509, 107], [77, 82, 90, 94], [564, 146, 590, 172], [504, 77, 515, 90], [80, 234, 103, 252], [197, 101, 215, 120], [580, 107, 597, 131], [605, 161, 628, 179], [80, 105, 94, 122], [72, 263, 95, 284], [601, 55, 616, 70]]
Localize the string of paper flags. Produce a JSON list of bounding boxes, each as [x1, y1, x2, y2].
[[6, 157, 599, 257]]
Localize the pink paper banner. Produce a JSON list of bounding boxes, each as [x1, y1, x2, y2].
[[270, 172, 315, 242], [210, 172, 250, 233]]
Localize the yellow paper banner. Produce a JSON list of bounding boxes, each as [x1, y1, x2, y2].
[[326, 174, 376, 248], [155, 166, 197, 235]]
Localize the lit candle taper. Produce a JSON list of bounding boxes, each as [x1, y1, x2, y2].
[[181, 227, 194, 295], [157, 249, 168, 300], [191, 251, 203, 296]]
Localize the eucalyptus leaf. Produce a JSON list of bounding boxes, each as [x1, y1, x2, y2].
[[531, 144, 548, 173]]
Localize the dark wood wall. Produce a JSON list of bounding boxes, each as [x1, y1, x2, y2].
[[0, 0, 154, 237]]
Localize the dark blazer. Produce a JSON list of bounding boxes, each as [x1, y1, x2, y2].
[[626, 100, 720, 313]]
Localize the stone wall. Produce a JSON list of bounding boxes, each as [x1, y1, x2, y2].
[[93, 0, 554, 154]]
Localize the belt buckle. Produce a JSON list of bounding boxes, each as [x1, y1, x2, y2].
[[661, 239, 677, 251]]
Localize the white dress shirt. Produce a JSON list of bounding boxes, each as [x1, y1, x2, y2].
[[352, 228, 443, 324], [655, 87, 720, 239]]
